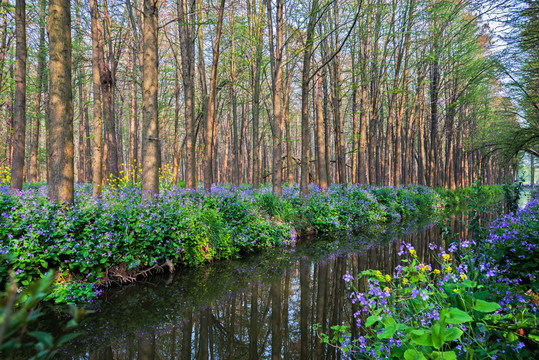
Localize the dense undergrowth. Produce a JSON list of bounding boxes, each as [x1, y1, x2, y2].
[[329, 192, 538, 359], [0, 182, 443, 303], [434, 184, 503, 209]]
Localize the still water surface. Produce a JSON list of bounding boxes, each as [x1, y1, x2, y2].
[[55, 216, 474, 360]]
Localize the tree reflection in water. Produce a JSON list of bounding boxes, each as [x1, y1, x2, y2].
[[55, 215, 480, 360]]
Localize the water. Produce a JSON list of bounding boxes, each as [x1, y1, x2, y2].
[[50, 216, 474, 360]]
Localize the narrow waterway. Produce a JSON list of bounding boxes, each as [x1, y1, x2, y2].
[[52, 214, 480, 360]]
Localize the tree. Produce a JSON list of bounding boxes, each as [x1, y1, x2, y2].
[[177, 0, 196, 189], [141, 0, 159, 201], [90, 0, 104, 196], [203, 0, 226, 191], [29, 0, 46, 183], [48, 0, 74, 204], [300, 0, 318, 196], [267, 0, 284, 197], [10, 0, 26, 190]]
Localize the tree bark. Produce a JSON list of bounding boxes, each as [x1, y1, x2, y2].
[[29, 0, 46, 183], [300, 0, 318, 196], [90, 0, 104, 196], [177, 0, 196, 189], [203, 0, 225, 191], [129, 44, 138, 183], [48, 0, 74, 204], [11, 0, 26, 190], [141, 0, 160, 201], [315, 72, 328, 189], [267, 0, 284, 197], [248, 0, 264, 189]]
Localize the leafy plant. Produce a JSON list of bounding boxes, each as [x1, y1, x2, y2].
[[0, 271, 86, 359], [321, 232, 539, 359]]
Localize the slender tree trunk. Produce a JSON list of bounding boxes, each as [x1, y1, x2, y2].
[[141, 0, 160, 201], [315, 72, 328, 189], [358, 32, 370, 184], [267, 0, 284, 196], [83, 80, 92, 182], [90, 0, 104, 196], [300, 0, 318, 196], [203, 0, 225, 191], [48, 0, 74, 204], [531, 154, 535, 188], [429, 54, 439, 187], [177, 0, 196, 189], [229, 16, 240, 187], [248, 0, 264, 189], [29, 0, 46, 183], [284, 78, 293, 185], [129, 45, 138, 183], [11, 0, 26, 190]]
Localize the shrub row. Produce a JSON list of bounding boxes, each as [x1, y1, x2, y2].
[[0, 183, 442, 302]]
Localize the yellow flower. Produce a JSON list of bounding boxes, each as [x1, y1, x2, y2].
[[460, 274, 467, 281], [419, 264, 431, 272], [385, 274, 391, 281], [384, 287, 391, 293], [375, 270, 383, 278], [434, 269, 441, 275], [446, 266, 453, 273], [443, 254, 451, 262], [402, 278, 409, 284], [453, 288, 459, 293], [409, 249, 417, 257]]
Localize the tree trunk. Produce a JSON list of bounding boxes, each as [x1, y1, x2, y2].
[[267, 0, 284, 197], [429, 54, 439, 187], [48, 0, 74, 204], [315, 72, 328, 189], [90, 0, 104, 196], [29, 0, 46, 183], [177, 0, 196, 189], [203, 0, 225, 191], [300, 0, 317, 196], [129, 44, 138, 183], [141, 0, 160, 201], [248, 0, 264, 189], [11, 0, 26, 190]]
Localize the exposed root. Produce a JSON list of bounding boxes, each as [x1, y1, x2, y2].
[[101, 261, 175, 287]]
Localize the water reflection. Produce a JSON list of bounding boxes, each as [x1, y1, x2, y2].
[[56, 216, 477, 360]]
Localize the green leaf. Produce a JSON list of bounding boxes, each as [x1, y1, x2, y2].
[[404, 349, 427, 360], [431, 323, 444, 350], [410, 329, 433, 347], [366, 315, 379, 327], [377, 317, 397, 339], [444, 327, 463, 342], [431, 351, 457, 360], [473, 299, 501, 313], [445, 308, 472, 324], [28, 331, 54, 348], [57, 332, 81, 346]]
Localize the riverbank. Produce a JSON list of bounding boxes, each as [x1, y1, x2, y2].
[[1, 183, 444, 302]]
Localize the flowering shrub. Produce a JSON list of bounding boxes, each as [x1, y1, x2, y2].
[[324, 201, 539, 359], [0, 183, 442, 303], [0, 165, 10, 184], [482, 199, 539, 289]]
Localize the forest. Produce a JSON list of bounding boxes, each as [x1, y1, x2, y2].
[[1, 0, 539, 358], [1, 0, 531, 200]]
